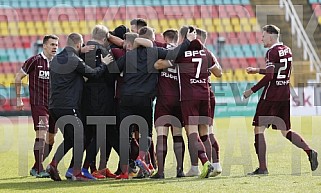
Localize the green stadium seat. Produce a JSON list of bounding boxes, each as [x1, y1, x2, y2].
[[187, 0, 196, 5], [240, 0, 250, 4], [10, 1, 20, 7], [232, 0, 241, 4], [208, 0, 223, 4], [224, 0, 233, 5], [0, 55, 9, 62]]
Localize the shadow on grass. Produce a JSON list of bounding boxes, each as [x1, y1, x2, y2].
[[0, 175, 250, 190], [3, 172, 312, 190], [0, 176, 30, 181]]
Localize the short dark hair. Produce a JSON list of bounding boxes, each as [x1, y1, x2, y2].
[[43, 34, 59, 44], [138, 26, 154, 40], [130, 18, 147, 28], [67, 33, 82, 47], [179, 25, 196, 40], [111, 25, 130, 40], [163, 29, 178, 43], [262, 24, 280, 35], [196, 28, 207, 41]]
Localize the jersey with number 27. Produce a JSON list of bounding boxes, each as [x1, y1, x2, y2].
[[261, 43, 292, 101]]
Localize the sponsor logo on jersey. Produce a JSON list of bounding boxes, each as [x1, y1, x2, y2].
[[190, 78, 206, 84], [161, 71, 177, 81], [276, 79, 290, 86], [37, 119, 47, 128], [167, 66, 177, 73], [39, 70, 49, 80], [278, 48, 291, 57], [185, 50, 206, 57]]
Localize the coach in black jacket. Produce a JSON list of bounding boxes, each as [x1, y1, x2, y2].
[[113, 27, 196, 177], [79, 25, 121, 178], [47, 32, 113, 181]]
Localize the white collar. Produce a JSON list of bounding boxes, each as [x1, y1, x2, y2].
[[269, 42, 283, 49], [41, 52, 51, 62]]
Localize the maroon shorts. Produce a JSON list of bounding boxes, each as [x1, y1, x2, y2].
[[154, 96, 183, 127], [253, 100, 290, 130], [31, 105, 57, 134], [181, 100, 211, 125]]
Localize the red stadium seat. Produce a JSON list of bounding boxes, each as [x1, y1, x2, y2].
[[247, 57, 256, 67], [217, 7, 228, 18], [229, 58, 239, 69], [313, 4, 321, 16], [224, 5, 235, 14], [237, 58, 247, 68], [256, 57, 266, 68], [247, 33, 256, 44], [220, 58, 230, 68], [228, 37, 239, 44]]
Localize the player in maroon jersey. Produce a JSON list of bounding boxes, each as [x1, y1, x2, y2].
[[151, 29, 186, 179], [176, 26, 217, 178], [15, 35, 59, 178], [114, 27, 195, 179], [154, 26, 218, 178], [189, 27, 222, 177], [243, 25, 318, 175]]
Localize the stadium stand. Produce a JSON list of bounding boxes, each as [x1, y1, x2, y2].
[[0, 0, 265, 113]]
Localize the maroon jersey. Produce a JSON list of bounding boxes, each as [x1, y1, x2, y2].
[[154, 41, 167, 48], [111, 48, 126, 60], [251, 43, 292, 101], [158, 66, 179, 97], [157, 43, 179, 97], [21, 52, 50, 106], [176, 40, 214, 101]]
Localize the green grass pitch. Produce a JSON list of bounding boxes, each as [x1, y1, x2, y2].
[[0, 116, 320, 193]]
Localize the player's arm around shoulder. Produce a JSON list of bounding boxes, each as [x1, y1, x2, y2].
[[154, 59, 173, 70], [75, 54, 113, 78], [80, 44, 95, 53], [133, 38, 153, 49]]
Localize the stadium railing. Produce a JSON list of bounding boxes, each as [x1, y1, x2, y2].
[[280, 0, 321, 82]]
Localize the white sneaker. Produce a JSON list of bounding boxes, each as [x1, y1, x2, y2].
[[185, 166, 200, 177], [210, 162, 222, 177]]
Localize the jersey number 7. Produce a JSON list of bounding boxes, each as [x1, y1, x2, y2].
[[192, 58, 202, 78]]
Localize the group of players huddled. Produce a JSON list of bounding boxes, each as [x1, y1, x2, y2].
[[16, 18, 318, 182], [16, 18, 223, 181]]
